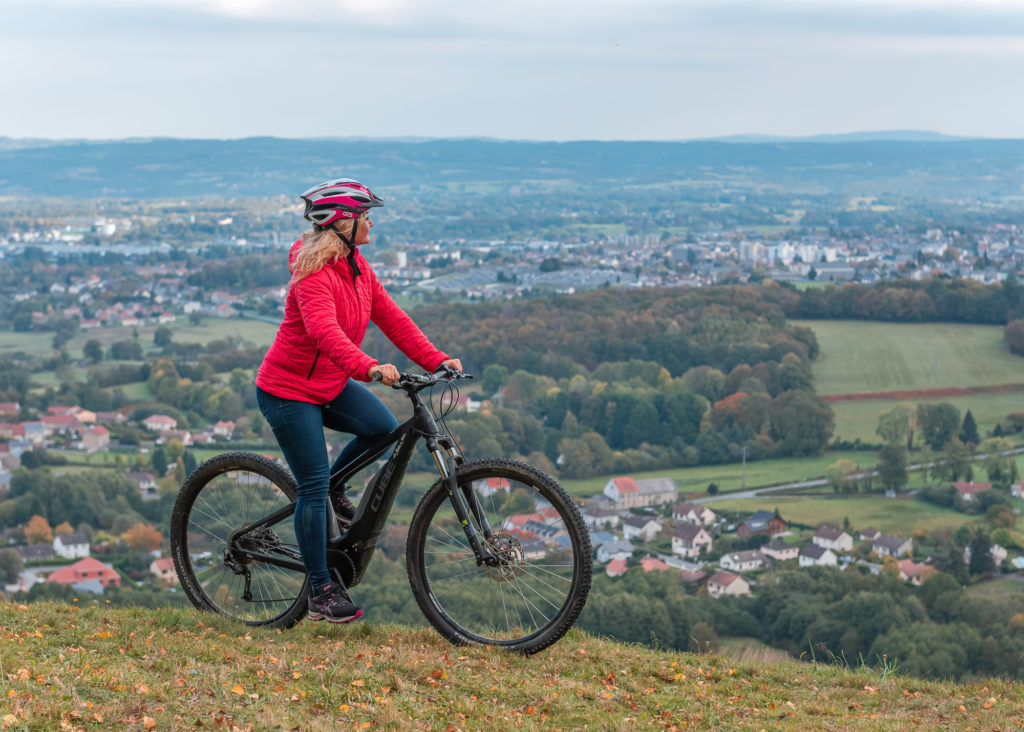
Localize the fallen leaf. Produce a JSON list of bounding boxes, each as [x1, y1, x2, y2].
[[231, 684, 245, 695], [143, 717, 156, 730]]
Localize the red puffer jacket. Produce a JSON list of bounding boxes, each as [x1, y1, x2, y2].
[[256, 240, 449, 404]]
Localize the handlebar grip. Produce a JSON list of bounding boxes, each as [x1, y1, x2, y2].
[[371, 370, 383, 382]]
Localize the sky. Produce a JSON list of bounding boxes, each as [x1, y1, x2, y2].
[[3, 0, 1024, 141]]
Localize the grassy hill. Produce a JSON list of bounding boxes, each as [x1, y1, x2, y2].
[[792, 320, 1024, 443], [2, 603, 1023, 730]]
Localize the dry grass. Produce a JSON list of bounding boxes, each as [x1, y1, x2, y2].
[[3, 603, 1024, 730]]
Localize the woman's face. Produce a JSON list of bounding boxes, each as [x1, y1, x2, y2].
[[354, 216, 373, 246]]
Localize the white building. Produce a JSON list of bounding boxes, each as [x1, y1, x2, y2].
[[719, 550, 766, 572], [622, 515, 662, 542], [672, 523, 713, 559], [673, 502, 716, 526], [799, 544, 838, 567], [812, 526, 853, 553], [707, 570, 751, 598], [53, 531, 90, 559]]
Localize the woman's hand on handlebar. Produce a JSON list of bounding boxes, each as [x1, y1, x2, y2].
[[441, 358, 463, 374], [369, 363, 401, 386]]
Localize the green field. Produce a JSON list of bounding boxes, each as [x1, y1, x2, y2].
[[4, 317, 279, 363], [709, 493, 979, 535], [560, 450, 872, 500], [792, 320, 1024, 395], [792, 320, 1024, 443]]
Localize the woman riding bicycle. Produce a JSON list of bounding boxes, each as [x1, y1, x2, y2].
[[255, 178, 462, 624]]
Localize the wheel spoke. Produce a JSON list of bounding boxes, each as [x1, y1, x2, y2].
[[411, 463, 591, 651], [172, 455, 308, 628]]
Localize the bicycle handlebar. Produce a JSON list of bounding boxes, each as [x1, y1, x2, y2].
[[371, 365, 473, 391]]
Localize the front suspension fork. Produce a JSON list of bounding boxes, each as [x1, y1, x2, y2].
[[430, 446, 497, 566]]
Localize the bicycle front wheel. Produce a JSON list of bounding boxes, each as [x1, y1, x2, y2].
[[407, 459, 592, 654], [170, 451, 309, 627]]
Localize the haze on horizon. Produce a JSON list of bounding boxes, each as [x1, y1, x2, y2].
[[3, 0, 1024, 142]]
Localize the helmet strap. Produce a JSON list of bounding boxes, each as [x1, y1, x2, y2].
[[334, 218, 361, 278]]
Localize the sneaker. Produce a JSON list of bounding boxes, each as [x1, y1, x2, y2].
[[330, 486, 356, 523], [307, 583, 363, 624]]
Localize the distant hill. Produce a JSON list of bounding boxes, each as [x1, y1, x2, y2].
[[2, 135, 1024, 198], [707, 130, 976, 143]]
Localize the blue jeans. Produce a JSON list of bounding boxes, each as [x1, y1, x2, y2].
[[256, 380, 399, 591]]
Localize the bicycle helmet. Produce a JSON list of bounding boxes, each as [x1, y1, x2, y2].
[[300, 178, 384, 227]]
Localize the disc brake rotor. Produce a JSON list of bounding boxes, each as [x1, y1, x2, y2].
[[483, 533, 526, 581]]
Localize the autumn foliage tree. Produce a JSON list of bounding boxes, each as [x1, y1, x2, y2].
[[24, 514, 53, 544], [123, 523, 163, 552]]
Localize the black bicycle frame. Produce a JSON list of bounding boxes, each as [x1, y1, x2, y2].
[[228, 381, 497, 589]]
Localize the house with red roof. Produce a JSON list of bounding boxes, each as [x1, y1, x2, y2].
[[474, 476, 510, 498], [707, 570, 751, 598], [603, 476, 677, 508], [47, 557, 120, 588], [211, 420, 236, 437], [898, 559, 933, 586], [639, 557, 671, 572], [605, 558, 628, 577], [603, 476, 640, 508], [81, 424, 110, 452], [150, 557, 177, 586], [952, 482, 992, 501], [41, 414, 78, 436]]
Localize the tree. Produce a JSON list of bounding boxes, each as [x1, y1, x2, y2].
[[968, 527, 995, 577], [83, 339, 104, 363], [480, 364, 509, 397], [1005, 319, 1024, 356], [876, 405, 914, 446], [123, 523, 163, 552], [151, 447, 168, 476], [154, 325, 174, 347], [0, 548, 23, 584], [931, 439, 972, 482], [768, 390, 835, 457], [959, 410, 979, 446], [54, 521, 75, 536], [109, 340, 144, 360], [825, 458, 859, 494], [877, 444, 908, 493], [24, 514, 53, 544], [917, 403, 961, 451], [978, 437, 1015, 488]]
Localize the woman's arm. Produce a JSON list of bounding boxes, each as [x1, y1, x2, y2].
[[369, 274, 450, 371]]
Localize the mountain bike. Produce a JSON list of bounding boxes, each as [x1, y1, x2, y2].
[[169, 367, 592, 654]]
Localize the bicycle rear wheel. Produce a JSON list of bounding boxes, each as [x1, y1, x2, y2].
[[170, 451, 309, 627], [406, 459, 592, 654]]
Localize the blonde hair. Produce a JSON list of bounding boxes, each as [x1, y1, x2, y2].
[[290, 216, 362, 283]]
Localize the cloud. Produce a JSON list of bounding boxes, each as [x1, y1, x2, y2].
[[3, 0, 1024, 139]]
